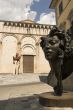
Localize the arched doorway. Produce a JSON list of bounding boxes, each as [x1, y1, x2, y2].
[[21, 37, 36, 73], [22, 46, 36, 73]]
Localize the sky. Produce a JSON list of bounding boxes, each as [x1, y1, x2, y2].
[[0, 0, 56, 25]]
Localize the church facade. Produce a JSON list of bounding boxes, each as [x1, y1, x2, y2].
[[0, 20, 51, 74]]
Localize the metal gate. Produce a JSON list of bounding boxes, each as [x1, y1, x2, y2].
[[23, 55, 34, 73]]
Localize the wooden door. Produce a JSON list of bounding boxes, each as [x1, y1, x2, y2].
[[23, 55, 34, 73]]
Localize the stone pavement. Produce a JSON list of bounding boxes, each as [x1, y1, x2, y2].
[[1, 95, 73, 110], [0, 83, 73, 110], [0, 73, 47, 85], [0, 74, 73, 110]]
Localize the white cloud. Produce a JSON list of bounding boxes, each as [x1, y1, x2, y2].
[[28, 11, 37, 20], [0, 0, 39, 21], [37, 12, 56, 25]]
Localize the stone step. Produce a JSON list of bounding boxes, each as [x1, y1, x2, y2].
[[0, 73, 48, 86]]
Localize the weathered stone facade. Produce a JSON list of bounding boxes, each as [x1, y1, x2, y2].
[[50, 0, 73, 30], [0, 20, 51, 74]]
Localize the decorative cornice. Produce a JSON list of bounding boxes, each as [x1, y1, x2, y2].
[[3, 21, 52, 29]]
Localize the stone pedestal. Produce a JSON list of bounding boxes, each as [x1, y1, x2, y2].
[[39, 92, 73, 107]]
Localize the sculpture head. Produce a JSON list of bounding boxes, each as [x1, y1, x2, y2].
[[40, 26, 65, 61], [40, 26, 73, 96]]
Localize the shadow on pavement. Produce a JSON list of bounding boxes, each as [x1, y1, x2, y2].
[[0, 95, 45, 110], [0, 100, 9, 110]]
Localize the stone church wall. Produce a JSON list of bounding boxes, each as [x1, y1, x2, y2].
[[0, 20, 52, 74]]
